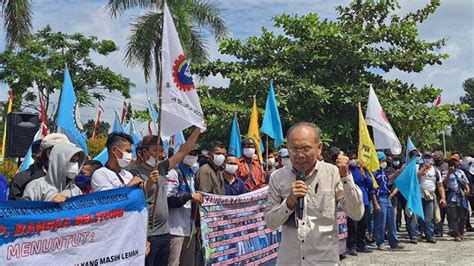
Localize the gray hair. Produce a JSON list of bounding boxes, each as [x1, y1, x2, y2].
[[287, 122, 322, 144]]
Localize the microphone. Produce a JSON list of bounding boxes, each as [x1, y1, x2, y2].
[[296, 170, 306, 220]]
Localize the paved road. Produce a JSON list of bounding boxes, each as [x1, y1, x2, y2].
[[342, 216, 474, 265]]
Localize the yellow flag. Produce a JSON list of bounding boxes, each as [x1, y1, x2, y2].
[[358, 102, 380, 173], [1, 89, 13, 162], [248, 97, 263, 165]]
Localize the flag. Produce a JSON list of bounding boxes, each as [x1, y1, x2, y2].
[[92, 104, 104, 139], [358, 103, 380, 173], [365, 85, 402, 155], [160, 2, 205, 138], [248, 97, 263, 165], [147, 90, 159, 123], [39, 93, 48, 137], [17, 128, 42, 172], [163, 131, 185, 157], [435, 96, 441, 107], [1, 89, 13, 162], [121, 101, 128, 125], [260, 81, 284, 148], [395, 156, 424, 220], [405, 137, 418, 163], [112, 109, 123, 133], [229, 114, 242, 157]]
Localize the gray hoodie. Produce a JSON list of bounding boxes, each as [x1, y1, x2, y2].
[[23, 143, 86, 201]]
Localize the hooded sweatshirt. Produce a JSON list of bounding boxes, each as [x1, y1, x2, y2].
[[23, 143, 86, 201]]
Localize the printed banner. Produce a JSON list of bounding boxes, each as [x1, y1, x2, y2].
[[0, 187, 147, 265], [199, 187, 281, 266]]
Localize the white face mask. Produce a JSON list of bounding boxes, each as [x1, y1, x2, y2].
[[114, 147, 132, 168], [349, 159, 358, 167], [183, 155, 198, 166], [213, 154, 225, 167], [380, 162, 388, 169], [66, 162, 80, 179], [146, 155, 157, 168], [243, 148, 256, 158], [225, 164, 238, 174], [269, 158, 276, 165], [393, 161, 400, 167], [281, 158, 292, 167], [191, 162, 200, 173]]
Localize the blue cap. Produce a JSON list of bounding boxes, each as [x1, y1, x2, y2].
[[377, 152, 386, 160]]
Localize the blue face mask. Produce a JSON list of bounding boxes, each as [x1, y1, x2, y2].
[[75, 174, 91, 190]]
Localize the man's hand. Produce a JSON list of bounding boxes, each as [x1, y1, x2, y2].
[[53, 194, 68, 203], [192, 192, 204, 204], [336, 154, 350, 177], [286, 180, 308, 210], [145, 241, 151, 256], [439, 198, 447, 208], [149, 170, 160, 184], [374, 203, 382, 214], [128, 176, 143, 187]]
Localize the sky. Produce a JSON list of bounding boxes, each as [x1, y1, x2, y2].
[[0, 0, 473, 131]]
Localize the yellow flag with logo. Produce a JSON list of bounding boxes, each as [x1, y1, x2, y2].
[[358, 103, 380, 188], [1, 89, 13, 163], [248, 96, 263, 165]]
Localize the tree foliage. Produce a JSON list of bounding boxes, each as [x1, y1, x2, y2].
[[0, 25, 134, 117], [82, 119, 111, 139], [195, 0, 467, 151]]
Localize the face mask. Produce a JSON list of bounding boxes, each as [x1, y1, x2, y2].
[[183, 155, 198, 166], [349, 159, 358, 167], [269, 158, 276, 165], [66, 162, 80, 180], [225, 164, 238, 174], [146, 156, 157, 167], [243, 148, 256, 158], [191, 162, 200, 173], [469, 165, 474, 174], [380, 162, 387, 169], [75, 174, 91, 190], [213, 154, 225, 167], [281, 158, 291, 167], [114, 147, 132, 168], [434, 159, 442, 166], [393, 161, 400, 167]]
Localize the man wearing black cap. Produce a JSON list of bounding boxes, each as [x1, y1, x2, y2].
[[417, 152, 446, 243], [236, 138, 265, 191], [9, 139, 45, 200]]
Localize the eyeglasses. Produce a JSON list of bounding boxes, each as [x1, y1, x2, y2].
[[288, 146, 314, 154]]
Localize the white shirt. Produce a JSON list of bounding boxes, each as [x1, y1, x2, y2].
[[167, 168, 195, 237], [91, 167, 133, 192], [420, 166, 440, 192]]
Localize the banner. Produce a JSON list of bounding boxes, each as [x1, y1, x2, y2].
[[200, 188, 280, 266], [0, 187, 147, 265]]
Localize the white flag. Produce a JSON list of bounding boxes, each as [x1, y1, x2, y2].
[[160, 2, 206, 138], [365, 85, 402, 155]]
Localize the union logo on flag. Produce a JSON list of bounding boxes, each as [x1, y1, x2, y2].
[[172, 54, 194, 91]]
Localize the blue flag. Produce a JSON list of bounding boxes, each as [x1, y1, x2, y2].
[[405, 137, 417, 162], [18, 129, 42, 173], [395, 138, 424, 220], [163, 131, 185, 157], [57, 69, 88, 154], [94, 111, 125, 164], [112, 110, 123, 133], [229, 114, 242, 157], [260, 81, 284, 148]]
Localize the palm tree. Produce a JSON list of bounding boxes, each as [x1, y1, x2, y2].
[[1, 0, 33, 47], [106, 0, 229, 83]]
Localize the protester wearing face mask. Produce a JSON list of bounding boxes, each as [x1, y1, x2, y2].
[[166, 149, 204, 266], [75, 160, 103, 194], [236, 138, 265, 191], [195, 141, 227, 195], [277, 148, 291, 168], [433, 150, 449, 237], [129, 127, 202, 266], [462, 156, 474, 232], [223, 155, 247, 196], [23, 142, 86, 202], [9, 139, 45, 200], [373, 152, 405, 251], [91, 132, 143, 192]]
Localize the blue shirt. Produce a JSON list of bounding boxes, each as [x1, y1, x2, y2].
[[224, 177, 247, 196], [350, 166, 376, 206], [374, 168, 391, 196]]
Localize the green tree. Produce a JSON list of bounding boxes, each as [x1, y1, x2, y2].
[[106, 0, 229, 96], [195, 0, 467, 151], [0, 25, 134, 117], [1, 0, 33, 47], [83, 119, 111, 139]]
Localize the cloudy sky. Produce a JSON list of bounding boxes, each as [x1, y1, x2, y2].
[[0, 0, 473, 130]]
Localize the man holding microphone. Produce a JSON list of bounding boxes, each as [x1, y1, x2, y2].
[[265, 122, 364, 265]]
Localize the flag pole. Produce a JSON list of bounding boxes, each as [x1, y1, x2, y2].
[[150, 0, 165, 231], [265, 135, 269, 171]]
